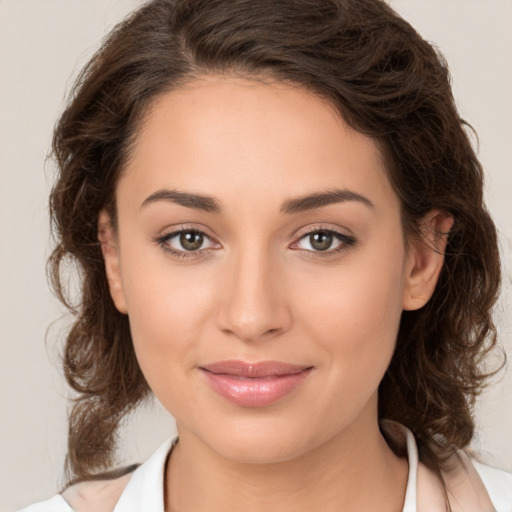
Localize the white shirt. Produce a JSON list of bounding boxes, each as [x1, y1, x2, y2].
[[19, 424, 512, 512]]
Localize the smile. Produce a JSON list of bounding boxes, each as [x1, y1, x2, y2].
[[199, 360, 314, 408]]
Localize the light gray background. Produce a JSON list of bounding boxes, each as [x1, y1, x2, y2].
[[1, 1, 510, 510]]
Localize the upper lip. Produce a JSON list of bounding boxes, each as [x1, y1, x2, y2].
[[200, 360, 312, 378]]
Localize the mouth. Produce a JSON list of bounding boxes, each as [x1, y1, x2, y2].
[[199, 360, 314, 408]]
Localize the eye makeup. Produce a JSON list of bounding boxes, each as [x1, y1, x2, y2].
[[152, 223, 357, 261]]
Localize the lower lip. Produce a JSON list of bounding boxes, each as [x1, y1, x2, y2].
[[200, 368, 312, 407]]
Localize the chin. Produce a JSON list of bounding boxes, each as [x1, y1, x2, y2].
[[192, 414, 321, 465]]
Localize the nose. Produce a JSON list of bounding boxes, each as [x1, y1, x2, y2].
[[216, 246, 292, 343]]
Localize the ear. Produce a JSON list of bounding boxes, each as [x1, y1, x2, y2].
[[402, 210, 454, 311], [98, 209, 128, 314]]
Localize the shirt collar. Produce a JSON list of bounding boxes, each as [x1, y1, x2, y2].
[[113, 437, 177, 512]]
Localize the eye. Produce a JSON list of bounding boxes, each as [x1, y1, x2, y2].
[[292, 229, 356, 254], [172, 230, 208, 251], [155, 227, 220, 257]]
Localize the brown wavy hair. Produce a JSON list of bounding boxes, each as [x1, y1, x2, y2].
[[49, 0, 502, 498]]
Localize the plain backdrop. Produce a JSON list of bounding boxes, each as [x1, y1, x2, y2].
[[1, 1, 511, 510]]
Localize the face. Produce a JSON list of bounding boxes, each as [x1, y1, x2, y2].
[[101, 76, 447, 464]]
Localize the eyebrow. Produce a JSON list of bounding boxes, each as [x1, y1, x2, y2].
[[280, 189, 374, 214], [140, 188, 374, 214], [141, 189, 221, 213]]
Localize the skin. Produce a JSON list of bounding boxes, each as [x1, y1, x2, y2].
[[100, 76, 452, 511]]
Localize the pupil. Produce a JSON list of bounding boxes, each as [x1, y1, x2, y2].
[[180, 231, 203, 251], [311, 232, 332, 251]]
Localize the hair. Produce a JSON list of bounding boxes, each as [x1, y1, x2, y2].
[[49, 0, 502, 502]]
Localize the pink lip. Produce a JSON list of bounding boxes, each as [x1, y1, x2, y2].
[[199, 360, 313, 408]]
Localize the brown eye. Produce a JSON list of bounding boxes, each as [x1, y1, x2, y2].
[[155, 227, 220, 258], [159, 228, 218, 255], [293, 228, 356, 255], [180, 231, 204, 251], [309, 231, 333, 251]]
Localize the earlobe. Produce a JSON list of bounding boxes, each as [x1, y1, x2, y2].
[[98, 209, 128, 314], [402, 211, 454, 311]]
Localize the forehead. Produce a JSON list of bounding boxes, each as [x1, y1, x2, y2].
[[119, 76, 397, 213]]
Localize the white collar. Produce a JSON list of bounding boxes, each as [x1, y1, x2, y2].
[[113, 437, 177, 512], [393, 422, 419, 512]]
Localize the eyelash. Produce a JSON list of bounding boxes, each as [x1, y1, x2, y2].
[[153, 226, 217, 260], [153, 225, 356, 260], [291, 226, 356, 257]]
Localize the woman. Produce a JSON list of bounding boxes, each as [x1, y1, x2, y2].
[[20, 0, 511, 510]]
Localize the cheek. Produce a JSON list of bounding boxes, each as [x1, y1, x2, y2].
[[299, 243, 407, 391], [118, 240, 217, 386]]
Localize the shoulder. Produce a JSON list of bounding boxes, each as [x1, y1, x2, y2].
[[471, 457, 512, 512], [381, 421, 511, 512], [418, 449, 512, 512], [61, 471, 134, 512], [18, 495, 72, 512], [18, 437, 177, 512], [18, 469, 136, 512]]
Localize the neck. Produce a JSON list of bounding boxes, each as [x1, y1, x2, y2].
[[165, 408, 408, 512]]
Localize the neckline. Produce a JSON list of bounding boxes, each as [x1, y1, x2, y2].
[[113, 423, 419, 512]]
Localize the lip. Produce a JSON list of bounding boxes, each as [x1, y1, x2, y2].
[[199, 360, 313, 408]]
